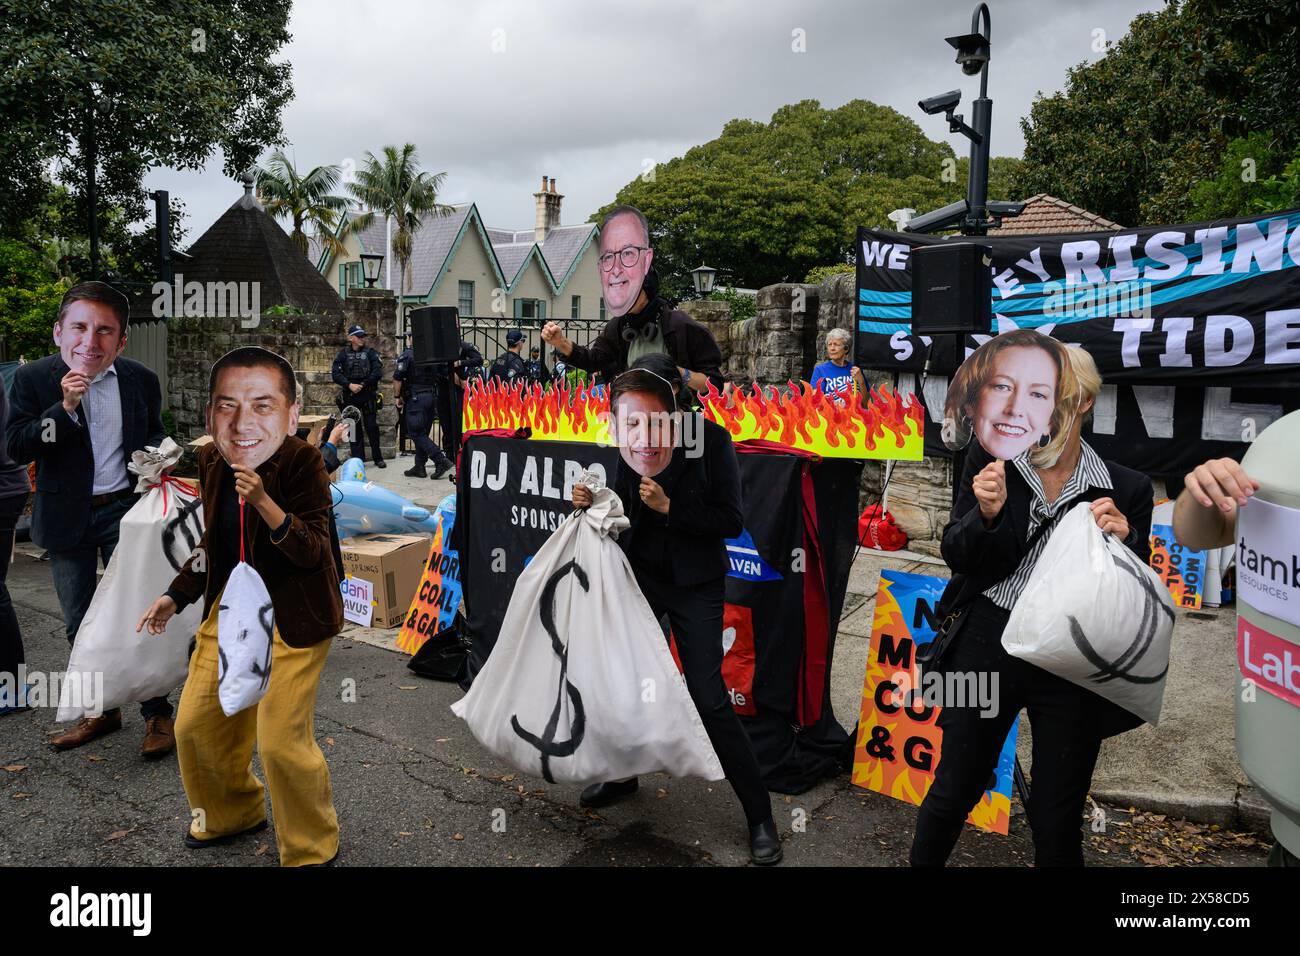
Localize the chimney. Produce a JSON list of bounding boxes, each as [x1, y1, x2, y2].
[[534, 175, 564, 243], [534, 174, 549, 244]]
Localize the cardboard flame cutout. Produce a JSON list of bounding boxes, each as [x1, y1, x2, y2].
[[463, 378, 923, 460]]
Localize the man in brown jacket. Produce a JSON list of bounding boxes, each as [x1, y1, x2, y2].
[[138, 346, 344, 866]]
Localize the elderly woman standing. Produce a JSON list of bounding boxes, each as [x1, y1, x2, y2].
[[809, 328, 866, 406], [911, 341, 1154, 867]]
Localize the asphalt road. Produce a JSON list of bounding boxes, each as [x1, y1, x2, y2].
[[0, 552, 1269, 867]]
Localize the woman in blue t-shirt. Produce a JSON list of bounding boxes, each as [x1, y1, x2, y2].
[[809, 328, 865, 405]]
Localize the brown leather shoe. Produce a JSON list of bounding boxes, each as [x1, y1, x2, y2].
[[140, 716, 176, 759], [50, 708, 122, 751]]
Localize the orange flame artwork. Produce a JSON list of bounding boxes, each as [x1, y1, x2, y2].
[[462, 378, 924, 461]]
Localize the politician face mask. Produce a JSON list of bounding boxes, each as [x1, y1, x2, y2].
[[206, 365, 299, 471], [599, 213, 653, 319], [942, 334, 1062, 461]]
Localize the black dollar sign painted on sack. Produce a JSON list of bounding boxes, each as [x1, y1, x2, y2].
[[161, 496, 204, 573], [1068, 545, 1174, 685], [248, 602, 274, 692], [510, 559, 588, 783]]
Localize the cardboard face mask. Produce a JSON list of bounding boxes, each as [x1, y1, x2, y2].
[[206, 360, 299, 471], [599, 213, 653, 319], [612, 392, 678, 478], [942, 337, 1060, 461]]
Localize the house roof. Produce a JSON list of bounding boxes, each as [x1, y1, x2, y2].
[[315, 203, 598, 299], [184, 182, 346, 316], [987, 194, 1123, 235]]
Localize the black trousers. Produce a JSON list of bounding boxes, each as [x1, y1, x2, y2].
[[0, 492, 28, 696], [634, 565, 772, 827], [348, 391, 384, 464], [910, 596, 1103, 867], [405, 392, 448, 468], [435, 383, 463, 467]]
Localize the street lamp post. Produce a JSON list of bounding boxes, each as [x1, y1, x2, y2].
[[690, 264, 717, 298], [361, 253, 384, 288]]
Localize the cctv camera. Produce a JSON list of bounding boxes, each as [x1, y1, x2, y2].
[[918, 90, 961, 116]]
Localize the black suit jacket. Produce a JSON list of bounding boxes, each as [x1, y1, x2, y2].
[[938, 441, 1155, 738], [614, 417, 743, 587], [6, 354, 164, 552]]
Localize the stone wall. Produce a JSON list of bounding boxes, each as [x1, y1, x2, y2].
[[166, 289, 399, 458]]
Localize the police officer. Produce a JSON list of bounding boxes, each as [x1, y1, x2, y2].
[[330, 324, 386, 468], [433, 338, 484, 479], [489, 330, 529, 383], [394, 337, 453, 480], [524, 345, 551, 387]]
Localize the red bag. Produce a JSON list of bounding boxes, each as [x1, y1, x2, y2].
[[858, 504, 906, 551]]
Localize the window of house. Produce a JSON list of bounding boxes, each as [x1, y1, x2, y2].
[[570, 295, 581, 319], [342, 261, 363, 292], [513, 298, 547, 326], [458, 280, 475, 317]]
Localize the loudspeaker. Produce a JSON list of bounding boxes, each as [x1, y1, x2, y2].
[[410, 306, 461, 363], [910, 242, 992, 334]]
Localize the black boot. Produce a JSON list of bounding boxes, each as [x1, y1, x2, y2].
[[430, 460, 452, 481], [579, 778, 638, 808], [749, 819, 783, 865], [374, 460, 386, 469], [404, 464, 428, 478]]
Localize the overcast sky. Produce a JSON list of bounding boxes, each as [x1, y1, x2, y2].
[[143, 0, 1166, 245]]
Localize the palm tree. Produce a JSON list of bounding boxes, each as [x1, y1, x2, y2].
[[346, 144, 454, 304], [256, 150, 350, 259]]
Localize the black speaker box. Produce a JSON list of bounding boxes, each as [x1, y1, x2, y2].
[[410, 306, 461, 363], [910, 242, 993, 334]]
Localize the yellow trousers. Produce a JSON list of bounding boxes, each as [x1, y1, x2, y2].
[[175, 597, 338, 867]]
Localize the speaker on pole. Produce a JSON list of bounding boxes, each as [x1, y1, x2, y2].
[[410, 306, 461, 363], [910, 242, 993, 335]]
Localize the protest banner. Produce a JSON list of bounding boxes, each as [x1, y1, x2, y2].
[[397, 494, 462, 655], [852, 569, 1019, 835]]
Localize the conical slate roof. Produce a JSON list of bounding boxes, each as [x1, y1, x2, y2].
[[183, 175, 346, 316]]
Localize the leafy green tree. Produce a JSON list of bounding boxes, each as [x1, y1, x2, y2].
[[20, 180, 187, 285], [347, 144, 453, 301], [1188, 135, 1300, 218], [1012, 2, 1300, 227], [0, 0, 293, 236], [596, 100, 1013, 297], [0, 238, 66, 360], [256, 150, 349, 258], [709, 287, 756, 322], [1011, 5, 1225, 226], [1181, 0, 1300, 150]]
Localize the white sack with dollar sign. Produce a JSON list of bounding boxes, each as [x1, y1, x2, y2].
[[451, 471, 723, 784]]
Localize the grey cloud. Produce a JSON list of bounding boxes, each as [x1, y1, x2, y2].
[[144, 0, 1163, 243]]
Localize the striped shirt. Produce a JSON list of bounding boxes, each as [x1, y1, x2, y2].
[[983, 440, 1112, 610], [67, 365, 129, 496]]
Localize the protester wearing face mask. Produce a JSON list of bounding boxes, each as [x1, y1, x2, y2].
[[570, 359, 781, 864], [912, 342, 1153, 867], [5, 281, 173, 755], [137, 347, 344, 867], [541, 204, 724, 394]]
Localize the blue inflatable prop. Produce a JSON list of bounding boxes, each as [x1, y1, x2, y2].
[[331, 457, 451, 539]]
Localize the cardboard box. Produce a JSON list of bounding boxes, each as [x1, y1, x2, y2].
[[339, 533, 429, 629], [298, 414, 330, 447]]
